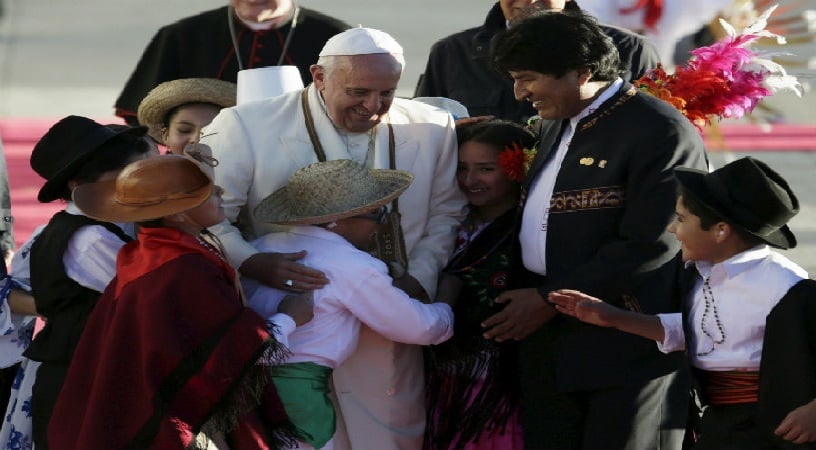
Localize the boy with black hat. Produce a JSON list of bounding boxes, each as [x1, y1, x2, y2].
[[550, 157, 816, 449], [23, 116, 153, 449]]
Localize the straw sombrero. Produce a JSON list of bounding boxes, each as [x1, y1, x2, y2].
[[255, 159, 413, 225], [73, 155, 213, 223], [137, 78, 237, 142]]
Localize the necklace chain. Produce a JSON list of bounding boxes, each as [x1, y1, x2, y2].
[[697, 275, 726, 356], [196, 235, 226, 261]]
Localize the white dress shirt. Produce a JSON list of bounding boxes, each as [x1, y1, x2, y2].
[[656, 245, 807, 370], [62, 203, 134, 292], [10, 204, 132, 293], [245, 225, 454, 369], [520, 78, 624, 275]]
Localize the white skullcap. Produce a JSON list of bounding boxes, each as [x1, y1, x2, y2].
[[319, 26, 403, 57]]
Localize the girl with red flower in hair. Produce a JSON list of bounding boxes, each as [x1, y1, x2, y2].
[[424, 120, 536, 450]]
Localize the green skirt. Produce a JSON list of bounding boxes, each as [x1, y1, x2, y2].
[[270, 362, 335, 449]]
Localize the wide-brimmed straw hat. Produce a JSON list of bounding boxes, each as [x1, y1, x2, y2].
[[31, 115, 148, 203], [73, 154, 213, 223], [674, 156, 799, 249], [255, 159, 413, 225], [137, 78, 237, 142]]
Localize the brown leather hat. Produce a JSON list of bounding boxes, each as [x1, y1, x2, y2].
[[72, 155, 213, 222]]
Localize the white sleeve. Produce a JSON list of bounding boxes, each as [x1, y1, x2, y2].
[[656, 312, 686, 353], [267, 312, 296, 350], [201, 108, 259, 269], [406, 114, 466, 299], [64, 225, 125, 292], [342, 266, 453, 345]]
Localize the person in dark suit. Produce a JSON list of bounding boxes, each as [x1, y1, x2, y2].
[[550, 157, 816, 449], [414, 0, 660, 123], [115, 0, 349, 125], [482, 11, 708, 450]]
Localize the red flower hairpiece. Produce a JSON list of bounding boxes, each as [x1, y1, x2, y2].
[[498, 142, 537, 182]]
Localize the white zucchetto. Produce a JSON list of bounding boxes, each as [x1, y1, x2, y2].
[[318, 26, 403, 57]]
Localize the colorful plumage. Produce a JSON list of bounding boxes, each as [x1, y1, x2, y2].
[[636, 4, 802, 129]]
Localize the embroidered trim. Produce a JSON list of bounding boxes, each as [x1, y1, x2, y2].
[[549, 186, 625, 213], [580, 86, 637, 131]]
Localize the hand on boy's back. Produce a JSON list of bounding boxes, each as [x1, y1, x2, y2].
[[278, 292, 315, 326], [240, 251, 329, 292]]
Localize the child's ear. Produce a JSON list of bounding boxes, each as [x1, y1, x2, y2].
[[715, 223, 730, 242]]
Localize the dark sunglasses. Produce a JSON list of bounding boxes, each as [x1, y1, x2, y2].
[[353, 206, 388, 225]]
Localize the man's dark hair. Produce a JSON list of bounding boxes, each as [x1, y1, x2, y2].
[[677, 185, 764, 247], [491, 10, 622, 81]]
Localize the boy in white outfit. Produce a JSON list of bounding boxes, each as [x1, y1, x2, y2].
[[246, 159, 455, 450]]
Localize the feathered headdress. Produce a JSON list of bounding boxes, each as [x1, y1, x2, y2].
[[636, 4, 802, 130]]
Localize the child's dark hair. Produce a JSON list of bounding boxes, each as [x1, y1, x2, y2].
[[57, 133, 151, 201], [162, 102, 221, 131], [677, 186, 764, 247], [456, 119, 535, 150]]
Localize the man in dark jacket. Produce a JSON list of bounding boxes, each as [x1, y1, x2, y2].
[[483, 11, 707, 449], [414, 0, 660, 123], [115, 0, 349, 125]]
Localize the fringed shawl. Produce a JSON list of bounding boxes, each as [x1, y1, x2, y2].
[[48, 227, 297, 450]]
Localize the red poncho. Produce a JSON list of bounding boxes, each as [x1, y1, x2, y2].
[[48, 227, 295, 450]]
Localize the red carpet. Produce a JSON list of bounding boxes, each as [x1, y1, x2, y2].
[[1, 117, 118, 249], [1, 117, 815, 251]]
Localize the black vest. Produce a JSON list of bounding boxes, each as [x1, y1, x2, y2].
[[24, 212, 132, 363]]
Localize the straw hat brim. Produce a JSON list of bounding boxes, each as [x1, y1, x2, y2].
[[674, 167, 797, 249], [137, 78, 237, 142], [72, 178, 213, 223], [255, 170, 414, 225]]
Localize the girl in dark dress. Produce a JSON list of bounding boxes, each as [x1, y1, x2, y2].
[[425, 120, 536, 450]]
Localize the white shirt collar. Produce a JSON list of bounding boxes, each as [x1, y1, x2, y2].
[[691, 245, 770, 279], [570, 77, 623, 129], [65, 201, 134, 236]]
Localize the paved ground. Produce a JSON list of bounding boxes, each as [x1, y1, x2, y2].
[[1, 0, 815, 272]]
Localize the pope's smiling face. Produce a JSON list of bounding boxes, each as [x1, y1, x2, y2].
[[311, 54, 402, 134]]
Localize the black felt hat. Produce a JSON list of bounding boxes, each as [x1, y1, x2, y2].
[[30, 116, 147, 202], [674, 157, 798, 249]]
